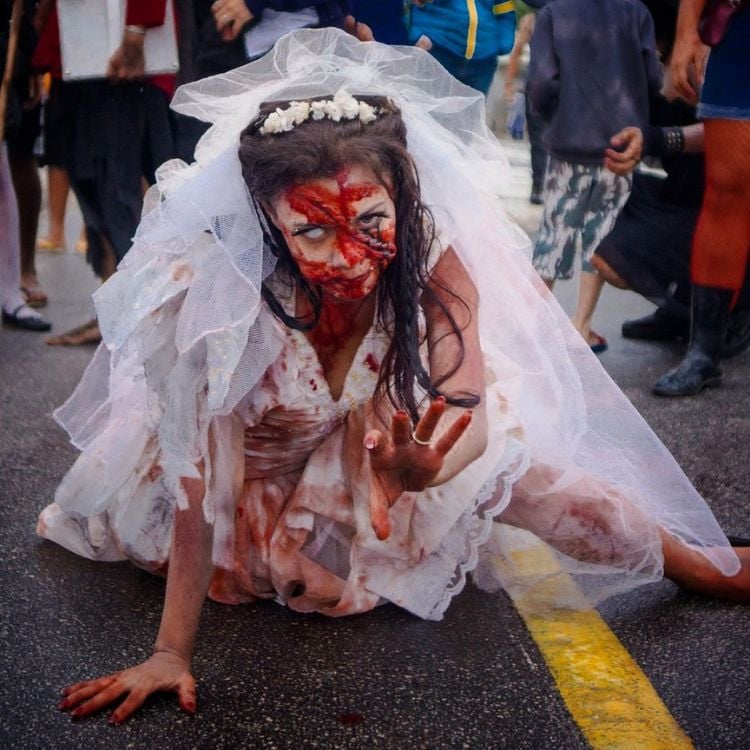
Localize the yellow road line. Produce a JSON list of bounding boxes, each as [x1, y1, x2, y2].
[[499, 538, 694, 750]]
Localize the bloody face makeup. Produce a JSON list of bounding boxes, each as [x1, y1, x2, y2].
[[269, 165, 397, 301]]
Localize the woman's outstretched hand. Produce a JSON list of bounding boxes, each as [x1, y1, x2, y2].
[[58, 651, 196, 724], [365, 397, 472, 540]]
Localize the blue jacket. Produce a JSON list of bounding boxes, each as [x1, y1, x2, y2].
[[408, 0, 516, 60], [353, 0, 409, 45]]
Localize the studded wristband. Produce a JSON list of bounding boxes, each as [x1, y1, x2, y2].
[[660, 127, 685, 156]]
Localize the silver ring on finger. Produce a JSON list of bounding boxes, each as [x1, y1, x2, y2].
[[412, 431, 431, 447]]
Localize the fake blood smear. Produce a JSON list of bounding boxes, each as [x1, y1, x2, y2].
[[284, 170, 397, 300], [364, 353, 379, 373], [306, 298, 366, 375], [337, 712, 365, 726]]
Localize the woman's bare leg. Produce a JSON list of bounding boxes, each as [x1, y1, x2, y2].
[[502, 462, 750, 602], [591, 254, 630, 290], [38, 165, 70, 248], [9, 152, 45, 304], [572, 270, 606, 345]]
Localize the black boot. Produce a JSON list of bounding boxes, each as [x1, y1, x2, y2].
[[622, 308, 689, 341], [653, 285, 733, 397]]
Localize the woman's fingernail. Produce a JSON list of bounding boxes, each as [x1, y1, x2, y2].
[[364, 438, 375, 450], [108, 714, 121, 725], [184, 702, 196, 714], [58, 699, 70, 710]]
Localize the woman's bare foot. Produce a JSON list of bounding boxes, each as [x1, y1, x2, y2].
[[661, 531, 750, 602], [46, 319, 101, 346]]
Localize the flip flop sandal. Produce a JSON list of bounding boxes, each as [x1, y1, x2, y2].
[[37, 237, 67, 253], [589, 332, 608, 355], [20, 285, 49, 308]]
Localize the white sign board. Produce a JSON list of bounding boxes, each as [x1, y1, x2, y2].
[[59, 0, 179, 81], [243, 8, 318, 60]]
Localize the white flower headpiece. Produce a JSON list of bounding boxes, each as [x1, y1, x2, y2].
[[258, 91, 383, 135]]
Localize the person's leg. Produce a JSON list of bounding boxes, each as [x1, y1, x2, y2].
[[47, 82, 154, 346], [571, 272, 606, 347], [532, 157, 580, 286], [8, 151, 46, 306], [39, 79, 71, 251], [691, 121, 750, 293], [576, 169, 632, 349], [591, 254, 630, 290], [38, 166, 70, 250], [0, 146, 50, 331], [501, 462, 750, 602], [654, 120, 750, 396]]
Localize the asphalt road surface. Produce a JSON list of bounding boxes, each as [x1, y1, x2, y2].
[[1, 138, 748, 750]]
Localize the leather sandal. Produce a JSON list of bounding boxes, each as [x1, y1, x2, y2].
[[2, 304, 52, 331], [20, 285, 48, 308]]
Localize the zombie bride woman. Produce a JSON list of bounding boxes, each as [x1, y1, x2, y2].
[[39, 30, 748, 724]]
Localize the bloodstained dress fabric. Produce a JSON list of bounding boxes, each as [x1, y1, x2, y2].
[[39, 274, 527, 621], [35, 29, 739, 622]]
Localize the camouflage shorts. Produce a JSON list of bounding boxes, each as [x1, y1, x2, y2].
[[532, 157, 632, 281]]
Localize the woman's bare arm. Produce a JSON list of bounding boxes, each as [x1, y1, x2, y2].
[[59, 472, 214, 723], [364, 247, 487, 538], [153, 473, 215, 661], [422, 246, 488, 484]]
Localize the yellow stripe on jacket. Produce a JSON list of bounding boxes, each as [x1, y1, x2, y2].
[[492, 1, 515, 14], [465, 0, 479, 59]]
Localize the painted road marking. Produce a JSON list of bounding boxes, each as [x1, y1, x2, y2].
[[490, 528, 694, 750]]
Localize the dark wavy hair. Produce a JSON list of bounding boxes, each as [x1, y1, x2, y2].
[[238, 95, 479, 424]]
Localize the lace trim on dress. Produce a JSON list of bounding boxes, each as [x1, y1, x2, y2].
[[426, 435, 530, 620]]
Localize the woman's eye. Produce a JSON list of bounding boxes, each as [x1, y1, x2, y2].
[[359, 213, 387, 229], [293, 226, 327, 240]]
